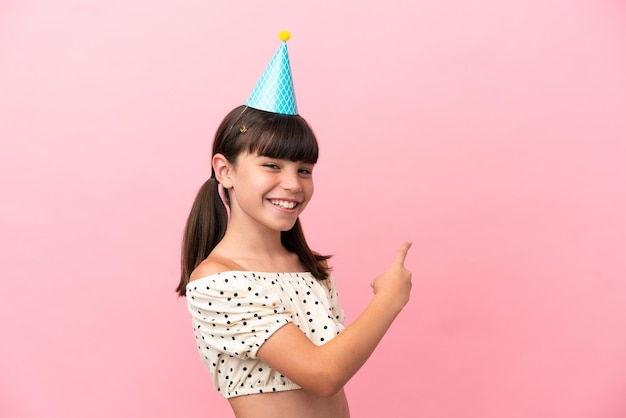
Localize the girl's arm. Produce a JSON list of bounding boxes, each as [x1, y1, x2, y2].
[[256, 241, 413, 397]]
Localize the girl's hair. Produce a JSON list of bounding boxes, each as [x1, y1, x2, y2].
[[176, 105, 331, 296]]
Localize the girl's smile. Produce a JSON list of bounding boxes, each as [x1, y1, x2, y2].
[[268, 198, 300, 211]]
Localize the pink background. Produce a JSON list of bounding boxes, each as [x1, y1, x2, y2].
[[2, 1, 625, 417]]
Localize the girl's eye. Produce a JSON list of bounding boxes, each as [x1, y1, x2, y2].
[[263, 163, 280, 169], [299, 168, 313, 175]]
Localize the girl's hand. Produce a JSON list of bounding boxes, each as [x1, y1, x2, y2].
[[370, 241, 413, 310]]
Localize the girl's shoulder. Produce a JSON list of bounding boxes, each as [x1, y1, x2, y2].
[[189, 256, 245, 283]]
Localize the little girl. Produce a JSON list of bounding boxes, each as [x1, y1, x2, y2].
[[176, 32, 412, 418]]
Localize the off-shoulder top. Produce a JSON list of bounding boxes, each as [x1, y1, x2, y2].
[[186, 271, 345, 398]]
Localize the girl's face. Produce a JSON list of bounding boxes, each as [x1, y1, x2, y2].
[[222, 151, 314, 233]]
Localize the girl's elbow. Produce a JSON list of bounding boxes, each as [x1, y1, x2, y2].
[[318, 382, 344, 398], [304, 371, 345, 397], [296, 350, 347, 396], [305, 383, 343, 398]]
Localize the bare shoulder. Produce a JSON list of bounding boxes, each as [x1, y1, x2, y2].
[[189, 256, 244, 282]]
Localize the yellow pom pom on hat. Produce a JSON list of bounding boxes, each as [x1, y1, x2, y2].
[[246, 31, 298, 115]]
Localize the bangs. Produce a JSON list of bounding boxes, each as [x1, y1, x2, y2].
[[241, 111, 319, 164]]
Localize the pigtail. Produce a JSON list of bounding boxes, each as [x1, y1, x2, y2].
[[176, 177, 228, 296], [281, 219, 331, 280]]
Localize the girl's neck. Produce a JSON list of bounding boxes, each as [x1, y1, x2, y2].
[[215, 221, 302, 272], [223, 224, 285, 256]]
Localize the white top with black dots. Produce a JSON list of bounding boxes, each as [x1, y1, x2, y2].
[[186, 271, 345, 398]]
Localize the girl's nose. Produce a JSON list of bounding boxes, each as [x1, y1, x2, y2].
[[281, 171, 302, 192]]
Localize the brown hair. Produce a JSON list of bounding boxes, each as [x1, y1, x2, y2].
[[176, 105, 330, 296]]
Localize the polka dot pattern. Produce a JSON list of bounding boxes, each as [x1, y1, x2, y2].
[[186, 272, 345, 398]]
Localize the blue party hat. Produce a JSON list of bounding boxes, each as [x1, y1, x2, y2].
[[246, 31, 298, 115]]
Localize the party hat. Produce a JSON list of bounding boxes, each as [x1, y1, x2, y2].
[[246, 31, 298, 115]]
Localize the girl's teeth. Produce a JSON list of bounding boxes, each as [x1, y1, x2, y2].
[[271, 200, 297, 209]]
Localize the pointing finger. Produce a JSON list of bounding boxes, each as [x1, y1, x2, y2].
[[393, 240, 412, 266]]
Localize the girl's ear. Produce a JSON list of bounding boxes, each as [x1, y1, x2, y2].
[[213, 153, 234, 189]]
